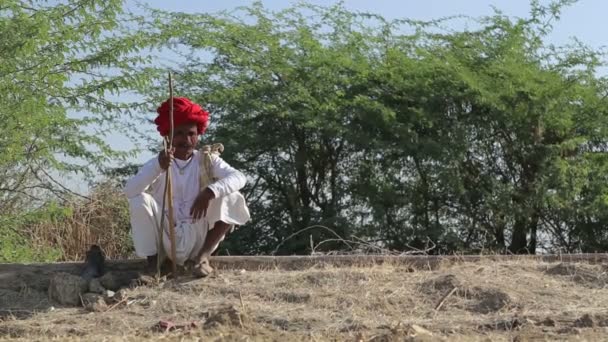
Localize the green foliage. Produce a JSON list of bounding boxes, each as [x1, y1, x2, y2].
[[0, 1, 161, 261], [4, 0, 607, 259], [0, 0, 155, 213], [136, 0, 608, 255]]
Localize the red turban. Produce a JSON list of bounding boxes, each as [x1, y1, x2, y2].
[[154, 97, 210, 136]]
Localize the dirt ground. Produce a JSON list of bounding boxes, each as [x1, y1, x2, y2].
[[1, 258, 608, 341]]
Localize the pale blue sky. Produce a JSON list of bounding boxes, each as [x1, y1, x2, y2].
[[72, 0, 608, 191], [133, 0, 607, 49]]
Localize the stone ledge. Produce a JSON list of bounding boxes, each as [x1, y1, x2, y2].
[[1, 253, 606, 276]]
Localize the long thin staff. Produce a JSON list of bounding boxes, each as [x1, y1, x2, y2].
[[166, 72, 178, 277], [157, 72, 178, 278]]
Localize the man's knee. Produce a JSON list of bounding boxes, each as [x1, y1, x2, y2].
[[128, 193, 160, 257], [128, 193, 157, 215]]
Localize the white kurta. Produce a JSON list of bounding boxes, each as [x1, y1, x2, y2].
[[124, 151, 250, 264]]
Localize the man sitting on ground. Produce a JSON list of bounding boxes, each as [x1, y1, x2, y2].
[[123, 97, 250, 277]]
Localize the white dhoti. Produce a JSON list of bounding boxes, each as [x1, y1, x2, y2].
[[124, 150, 251, 264], [128, 191, 250, 265]]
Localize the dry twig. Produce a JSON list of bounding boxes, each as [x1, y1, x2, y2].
[[434, 287, 458, 312]]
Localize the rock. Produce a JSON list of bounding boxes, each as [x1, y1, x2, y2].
[[513, 335, 525, 342], [114, 289, 128, 302], [105, 290, 116, 299], [129, 274, 156, 288], [480, 317, 526, 331], [204, 305, 245, 328], [370, 324, 439, 342], [410, 324, 433, 336], [80, 245, 105, 281], [558, 327, 581, 335], [470, 288, 511, 314], [100, 271, 140, 291], [81, 293, 107, 312], [574, 314, 594, 328], [596, 315, 608, 327], [339, 319, 368, 333], [99, 272, 120, 291], [421, 274, 462, 295], [278, 292, 311, 304], [48, 272, 88, 306], [88, 278, 106, 294], [538, 317, 556, 327]]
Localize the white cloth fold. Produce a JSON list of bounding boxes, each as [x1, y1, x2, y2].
[[124, 150, 250, 264]]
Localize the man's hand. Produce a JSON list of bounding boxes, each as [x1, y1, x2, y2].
[[158, 148, 175, 170], [190, 188, 216, 221]]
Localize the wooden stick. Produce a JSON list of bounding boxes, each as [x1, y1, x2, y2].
[[166, 71, 178, 278], [157, 137, 168, 277], [104, 296, 130, 313], [434, 286, 458, 311]]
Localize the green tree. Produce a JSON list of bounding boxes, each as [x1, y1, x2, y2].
[[0, 0, 153, 213], [137, 1, 608, 255], [357, 0, 608, 254], [141, 3, 394, 254]]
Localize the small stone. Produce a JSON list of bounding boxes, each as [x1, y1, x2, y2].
[[100, 271, 140, 291], [574, 314, 594, 328], [114, 289, 127, 302], [129, 274, 156, 288], [410, 324, 433, 336], [558, 327, 581, 335], [88, 278, 106, 294], [138, 275, 156, 286], [48, 272, 89, 306], [539, 317, 556, 327], [99, 272, 119, 291], [204, 305, 244, 328], [81, 293, 107, 312], [104, 290, 116, 299]]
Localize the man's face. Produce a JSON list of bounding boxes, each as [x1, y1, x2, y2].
[[172, 122, 198, 159]]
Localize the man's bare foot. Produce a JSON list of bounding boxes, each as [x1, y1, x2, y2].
[[192, 257, 213, 278]]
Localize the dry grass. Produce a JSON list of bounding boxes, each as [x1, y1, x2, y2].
[[1, 259, 608, 341], [26, 182, 133, 261]]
